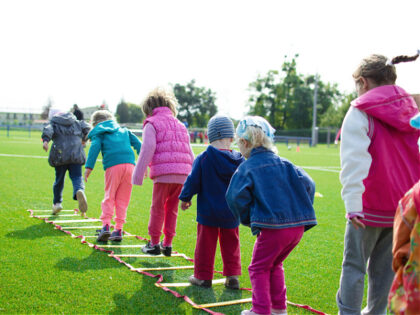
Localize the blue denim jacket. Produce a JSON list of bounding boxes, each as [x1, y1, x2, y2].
[[226, 147, 317, 235]]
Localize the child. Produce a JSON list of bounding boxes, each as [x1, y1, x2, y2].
[[388, 113, 420, 314], [42, 108, 91, 215], [132, 87, 194, 256], [84, 110, 141, 242], [226, 116, 317, 315], [337, 52, 420, 315], [179, 115, 245, 289]]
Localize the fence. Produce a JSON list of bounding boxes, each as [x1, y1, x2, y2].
[[0, 125, 44, 138]]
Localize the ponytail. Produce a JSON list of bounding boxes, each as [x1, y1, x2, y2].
[[391, 50, 420, 65]]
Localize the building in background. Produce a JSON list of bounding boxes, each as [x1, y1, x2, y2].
[[0, 110, 42, 125]]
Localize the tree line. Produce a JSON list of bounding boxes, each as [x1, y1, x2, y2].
[[115, 55, 355, 129]]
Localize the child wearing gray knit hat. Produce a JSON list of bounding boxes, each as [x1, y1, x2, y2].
[[207, 115, 235, 143]]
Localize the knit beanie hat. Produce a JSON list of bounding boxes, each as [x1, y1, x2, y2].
[[207, 115, 235, 143]]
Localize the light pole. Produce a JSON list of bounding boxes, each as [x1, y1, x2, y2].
[[311, 74, 318, 147]]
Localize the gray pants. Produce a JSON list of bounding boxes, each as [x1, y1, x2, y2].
[[336, 222, 394, 315]]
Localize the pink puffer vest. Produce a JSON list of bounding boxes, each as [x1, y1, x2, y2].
[[143, 107, 193, 179], [353, 85, 420, 227]]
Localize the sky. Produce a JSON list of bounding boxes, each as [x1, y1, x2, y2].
[[0, 0, 419, 119]]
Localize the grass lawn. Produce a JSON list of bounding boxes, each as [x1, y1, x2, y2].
[[0, 130, 350, 314]]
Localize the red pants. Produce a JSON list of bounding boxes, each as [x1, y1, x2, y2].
[[148, 183, 182, 246], [194, 223, 242, 280]]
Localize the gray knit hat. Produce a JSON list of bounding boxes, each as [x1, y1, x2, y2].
[[207, 115, 235, 143]]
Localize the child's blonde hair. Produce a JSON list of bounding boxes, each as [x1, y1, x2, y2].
[[141, 87, 178, 117], [236, 116, 277, 154], [91, 110, 114, 127], [353, 51, 419, 86]]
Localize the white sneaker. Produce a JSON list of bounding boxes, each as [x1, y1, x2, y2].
[[52, 203, 63, 215], [76, 190, 88, 214]]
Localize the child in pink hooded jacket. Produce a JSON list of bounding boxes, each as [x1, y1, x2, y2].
[[132, 87, 194, 256], [337, 52, 420, 315]]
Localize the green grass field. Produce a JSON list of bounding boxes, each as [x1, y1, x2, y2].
[[0, 130, 348, 314]]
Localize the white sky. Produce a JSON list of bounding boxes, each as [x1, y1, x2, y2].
[[0, 0, 418, 119]]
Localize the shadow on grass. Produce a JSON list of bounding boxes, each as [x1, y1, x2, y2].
[[5, 222, 65, 239], [55, 250, 123, 273]]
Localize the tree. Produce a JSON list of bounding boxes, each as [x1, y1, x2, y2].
[[115, 99, 144, 123], [116, 100, 130, 123], [247, 55, 343, 130], [173, 80, 218, 128], [41, 97, 53, 120], [319, 91, 357, 128]]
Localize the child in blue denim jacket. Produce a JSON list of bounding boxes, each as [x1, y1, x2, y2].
[[226, 116, 317, 315]]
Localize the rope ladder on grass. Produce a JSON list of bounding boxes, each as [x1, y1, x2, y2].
[[27, 209, 327, 315]]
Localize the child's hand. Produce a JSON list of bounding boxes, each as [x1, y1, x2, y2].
[[84, 168, 92, 182], [42, 141, 49, 152], [350, 216, 366, 230], [180, 201, 192, 211]]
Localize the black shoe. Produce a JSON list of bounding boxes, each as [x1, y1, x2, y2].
[[159, 241, 172, 257], [225, 276, 240, 290], [142, 241, 161, 255], [96, 224, 111, 242], [189, 275, 212, 288], [109, 229, 123, 242]]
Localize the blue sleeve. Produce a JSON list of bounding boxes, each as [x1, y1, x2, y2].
[[80, 121, 92, 141], [179, 155, 202, 202], [129, 131, 141, 155], [226, 168, 253, 226], [296, 166, 315, 204], [85, 135, 102, 169]]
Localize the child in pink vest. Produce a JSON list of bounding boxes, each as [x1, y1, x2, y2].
[[337, 52, 420, 315], [132, 87, 194, 256]]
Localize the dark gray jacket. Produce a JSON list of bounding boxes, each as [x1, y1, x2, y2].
[[42, 113, 91, 167]]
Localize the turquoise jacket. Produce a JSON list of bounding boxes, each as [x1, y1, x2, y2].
[[85, 120, 141, 170]]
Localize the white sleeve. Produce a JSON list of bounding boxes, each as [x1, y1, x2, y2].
[[339, 107, 372, 214]]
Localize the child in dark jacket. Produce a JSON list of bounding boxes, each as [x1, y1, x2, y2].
[[226, 116, 317, 315], [84, 110, 141, 242], [42, 109, 91, 215], [179, 115, 245, 289]]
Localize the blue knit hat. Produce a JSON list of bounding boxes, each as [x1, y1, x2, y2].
[[207, 115, 235, 143]]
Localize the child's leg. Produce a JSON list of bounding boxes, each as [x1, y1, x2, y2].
[[162, 183, 182, 246], [67, 164, 84, 200], [100, 165, 121, 227], [194, 223, 218, 280], [219, 227, 241, 277], [53, 165, 67, 204], [269, 227, 304, 311], [336, 223, 383, 315], [248, 228, 303, 315], [113, 164, 134, 230], [363, 227, 393, 315], [148, 183, 168, 245]]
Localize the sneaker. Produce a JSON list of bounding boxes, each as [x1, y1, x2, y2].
[[225, 276, 240, 290], [96, 224, 111, 242], [189, 275, 212, 288], [159, 241, 172, 257], [76, 190, 88, 214], [271, 309, 287, 315], [142, 241, 161, 255], [109, 229, 123, 242], [52, 203, 63, 215], [241, 311, 262, 315]]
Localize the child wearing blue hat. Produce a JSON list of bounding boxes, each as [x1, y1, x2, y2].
[[179, 115, 245, 289], [226, 116, 317, 315]]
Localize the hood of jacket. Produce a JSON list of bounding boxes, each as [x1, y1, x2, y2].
[[351, 85, 418, 132], [88, 120, 120, 138], [51, 112, 77, 126], [206, 145, 244, 180]]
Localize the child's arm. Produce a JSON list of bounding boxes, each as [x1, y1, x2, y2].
[[41, 123, 54, 151], [178, 155, 202, 210], [132, 124, 156, 186], [226, 169, 253, 226], [80, 121, 92, 142], [128, 131, 142, 155], [295, 166, 315, 204], [85, 135, 102, 171]]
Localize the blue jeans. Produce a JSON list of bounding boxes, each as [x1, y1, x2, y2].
[[336, 222, 394, 315], [53, 164, 84, 204]]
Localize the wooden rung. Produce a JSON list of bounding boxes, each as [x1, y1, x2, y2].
[[31, 210, 76, 213], [61, 226, 102, 230], [193, 298, 252, 309], [36, 214, 79, 218], [110, 253, 186, 258], [52, 219, 101, 223], [157, 278, 226, 288], [132, 265, 194, 272], [96, 244, 144, 248], [80, 235, 137, 238]]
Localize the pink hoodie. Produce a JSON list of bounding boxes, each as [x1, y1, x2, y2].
[[352, 85, 420, 227]]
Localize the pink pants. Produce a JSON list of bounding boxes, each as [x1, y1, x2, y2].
[[148, 183, 182, 246], [249, 227, 304, 315], [101, 163, 134, 230], [194, 223, 241, 280]]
